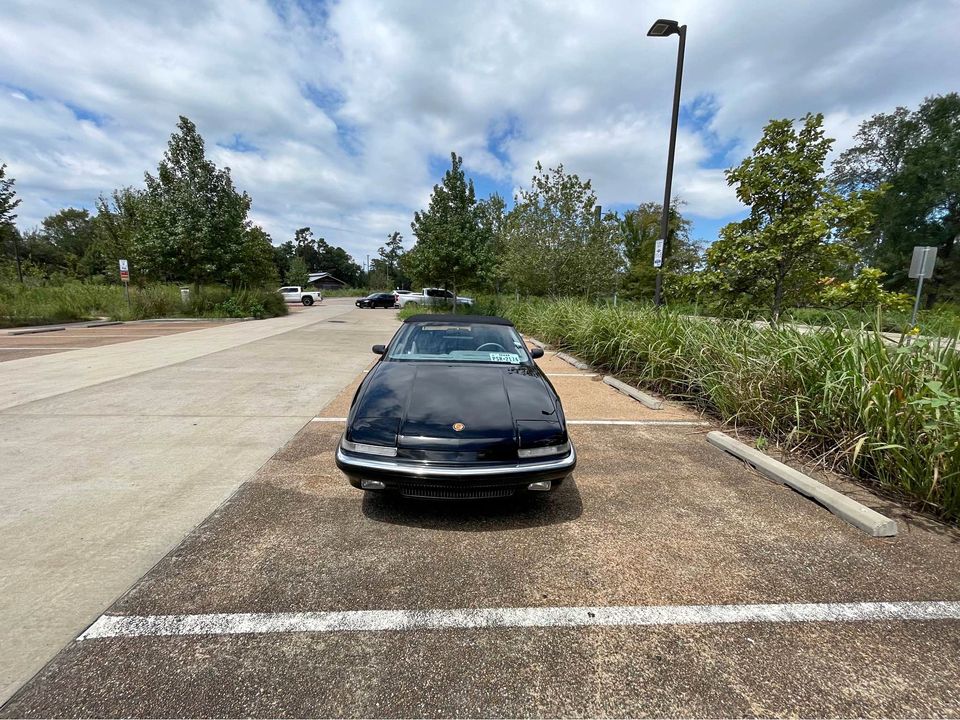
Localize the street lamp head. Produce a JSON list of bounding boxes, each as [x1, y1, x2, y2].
[[647, 19, 681, 37]]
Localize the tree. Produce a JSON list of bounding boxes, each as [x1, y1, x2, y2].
[[34, 208, 96, 277], [141, 116, 252, 285], [407, 152, 489, 299], [476, 193, 507, 291], [500, 163, 621, 297], [377, 231, 408, 288], [0, 163, 23, 282], [287, 256, 309, 287], [620, 201, 699, 301], [227, 226, 279, 288], [704, 114, 870, 320], [291, 226, 362, 286], [831, 93, 960, 303], [90, 188, 147, 284]]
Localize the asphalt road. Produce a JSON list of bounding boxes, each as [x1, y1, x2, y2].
[[3, 306, 960, 717]]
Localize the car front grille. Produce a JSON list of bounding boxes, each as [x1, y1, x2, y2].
[[397, 485, 515, 500]]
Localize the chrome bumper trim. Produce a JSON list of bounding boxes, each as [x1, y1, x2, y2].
[[336, 442, 576, 477]]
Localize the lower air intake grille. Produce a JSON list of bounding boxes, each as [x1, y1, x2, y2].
[[398, 485, 515, 500]]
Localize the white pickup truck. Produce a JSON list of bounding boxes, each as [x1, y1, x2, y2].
[[278, 286, 323, 306], [395, 288, 474, 309]]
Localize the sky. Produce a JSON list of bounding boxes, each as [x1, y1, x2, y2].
[[1, 0, 958, 263]]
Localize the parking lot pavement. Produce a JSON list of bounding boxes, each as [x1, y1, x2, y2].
[[0, 301, 401, 705], [5, 349, 960, 717], [0, 320, 237, 363]]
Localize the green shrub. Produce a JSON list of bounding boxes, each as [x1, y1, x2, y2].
[[494, 297, 960, 520]]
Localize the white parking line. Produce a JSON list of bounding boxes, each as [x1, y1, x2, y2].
[[79, 600, 960, 640], [546, 373, 599, 377], [311, 418, 707, 426], [567, 419, 709, 426]]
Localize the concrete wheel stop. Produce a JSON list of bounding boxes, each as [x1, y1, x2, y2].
[[707, 431, 897, 537]]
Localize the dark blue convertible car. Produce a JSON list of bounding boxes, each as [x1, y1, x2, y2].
[[335, 314, 576, 499]]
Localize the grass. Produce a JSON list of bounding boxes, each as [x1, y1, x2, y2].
[[0, 282, 287, 327], [408, 296, 960, 521]]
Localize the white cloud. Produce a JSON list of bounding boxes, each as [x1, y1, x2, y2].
[[1, 0, 957, 258]]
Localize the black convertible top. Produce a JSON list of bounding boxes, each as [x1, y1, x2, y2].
[[403, 314, 514, 326]]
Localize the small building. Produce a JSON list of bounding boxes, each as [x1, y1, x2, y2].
[[306, 272, 348, 290]]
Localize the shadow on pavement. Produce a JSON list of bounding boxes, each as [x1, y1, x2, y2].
[[361, 476, 583, 531]]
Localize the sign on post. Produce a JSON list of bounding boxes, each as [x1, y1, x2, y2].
[[908, 246, 937, 330], [119, 259, 131, 311], [909, 246, 937, 279], [653, 239, 665, 268]]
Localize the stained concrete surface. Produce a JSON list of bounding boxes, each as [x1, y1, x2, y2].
[[4, 343, 960, 716], [0, 301, 402, 705]]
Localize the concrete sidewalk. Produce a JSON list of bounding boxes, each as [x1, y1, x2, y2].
[[0, 301, 401, 704]]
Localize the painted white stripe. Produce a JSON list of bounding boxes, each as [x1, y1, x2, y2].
[[546, 373, 599, 377], [568, 419, 709, 426], [0, 347, 84, 350], [311, 418, 706, 426], [79, 601, 960, 641]]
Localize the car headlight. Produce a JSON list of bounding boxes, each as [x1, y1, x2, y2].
[[518, 441, 570, 459], [341, 438, 397, 457]]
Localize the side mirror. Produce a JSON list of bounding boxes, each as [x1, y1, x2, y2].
[[372, 344, 386, 355], [530, 347, 544, 359]]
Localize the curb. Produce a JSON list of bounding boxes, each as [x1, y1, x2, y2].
[[556, 352, 591, 371], [602, 376, 663, 410], [526, 337, 547, 349], [85, 321, 124, 328], [9, 326, 66, 335], [706, 431, 897, 537]]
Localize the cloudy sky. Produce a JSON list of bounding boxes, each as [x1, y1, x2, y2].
[[1, 0, 958, 262]]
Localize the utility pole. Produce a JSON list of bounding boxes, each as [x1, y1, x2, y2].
[[648, 19, 687, 307]]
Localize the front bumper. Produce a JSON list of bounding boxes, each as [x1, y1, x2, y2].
[[335, 441, 576, 497]]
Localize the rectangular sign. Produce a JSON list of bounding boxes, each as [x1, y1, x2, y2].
[[908, 246, 937, 279], [119, 258, 129, 283], [653, 239, 665, 268]]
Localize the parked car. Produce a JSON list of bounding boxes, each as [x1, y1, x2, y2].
[[356, 292, 397, 309], [395, 288, 474, 309], [393, 289, 414, 304], [335, 314, 575, 499], [278, 286, 322, 306]]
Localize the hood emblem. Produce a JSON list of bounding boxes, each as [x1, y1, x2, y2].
[[452, 422, 465, 432]]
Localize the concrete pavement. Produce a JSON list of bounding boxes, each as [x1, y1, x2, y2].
[[0, 300, 401, 704]]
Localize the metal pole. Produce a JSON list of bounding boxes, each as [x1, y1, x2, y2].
[[653, 24, 686, 308], [124, 282, 131, 312], [910, 275, 924, 329]]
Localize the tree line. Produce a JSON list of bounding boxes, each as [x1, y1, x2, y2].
[[0, 117, 364, 289]]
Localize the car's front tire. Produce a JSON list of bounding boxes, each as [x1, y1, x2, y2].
[[302, 296, 314, 306]]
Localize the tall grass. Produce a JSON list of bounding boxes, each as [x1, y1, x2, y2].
[[0, 282, 287, 326], [470, 296, 960, 520]]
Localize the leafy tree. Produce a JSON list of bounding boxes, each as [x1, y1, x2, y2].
[[90, 188, 147, 284], [407, 152, 489, 299], [272, 240, 296, 283], [291, 226, 362, 286], [227, 226, 279, 288], [141, 116, 252, 285], [287, 256, 309, 287], [476, 193, 507, 291], [831, 93, 960, 303], [620, 201, 699, 301], [703, 114, 871, 320], [818, 267, 911, 311], [0, 163, 23, 282], [32, 208, 96, 277], [500, 163, 621, 297], [377, 231, 409, 288]]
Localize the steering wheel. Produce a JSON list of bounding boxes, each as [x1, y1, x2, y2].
[[476, 342, 506, 352]]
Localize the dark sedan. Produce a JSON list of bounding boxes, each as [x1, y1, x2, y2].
[[356, 292, 397, 309], [335, 314, 576, 499]]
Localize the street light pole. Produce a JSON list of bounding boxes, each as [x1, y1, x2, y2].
[[648, 19, 687, 307]]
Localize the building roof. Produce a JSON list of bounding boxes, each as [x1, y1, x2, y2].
[[403, 314, 513, 326]]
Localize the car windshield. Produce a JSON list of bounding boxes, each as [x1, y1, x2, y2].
[[386, 322, 531, 364]]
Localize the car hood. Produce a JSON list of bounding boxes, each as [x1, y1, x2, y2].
[[348, 362, 561, 450]]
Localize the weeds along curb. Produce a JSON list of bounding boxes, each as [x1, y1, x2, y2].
[[706, 431, 898, 537], [603, 376, 663, 410]]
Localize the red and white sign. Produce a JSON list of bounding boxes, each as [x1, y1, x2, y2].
[[119, 259, 129, 283]]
